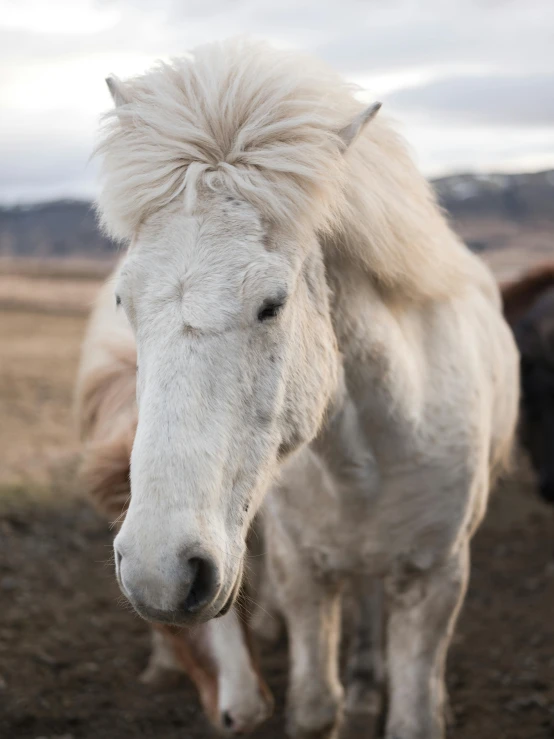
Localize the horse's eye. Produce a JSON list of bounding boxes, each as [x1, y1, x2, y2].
[[115, 294, 121, 307], [257, 300, 284, 322]]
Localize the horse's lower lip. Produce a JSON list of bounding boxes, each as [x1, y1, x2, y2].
[[215, 570, 242, 618], [215, 599, 233, 618]]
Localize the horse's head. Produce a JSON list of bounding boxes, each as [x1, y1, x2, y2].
[[112, 190, 341, 624], [515, 287, 554, 504], [99, 49, 380, 625]]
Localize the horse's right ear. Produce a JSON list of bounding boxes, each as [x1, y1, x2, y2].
[[338, 102, 382, 151], [106, 76, 130, 107]]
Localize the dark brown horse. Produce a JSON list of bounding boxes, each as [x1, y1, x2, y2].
[[501, 262, 554, 503]]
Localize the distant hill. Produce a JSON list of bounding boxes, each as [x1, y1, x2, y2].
[[1, 170, 553, 259], [434, 170, 554, 224], [0, 200, 114, 259]]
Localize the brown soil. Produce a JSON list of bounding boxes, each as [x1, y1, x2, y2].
[[0, 474, 553, 739]]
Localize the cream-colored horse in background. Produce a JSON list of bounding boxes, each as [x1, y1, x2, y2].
[[94, 39, 519, 738], [75, 280, 273, 735]]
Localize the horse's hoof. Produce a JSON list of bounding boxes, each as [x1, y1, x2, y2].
[[139, 664, 183, 691], [286, 699, 342, 739], [286, 722, 340, 739], [344, 682, 383, 717], [341, 707, 380, 739]]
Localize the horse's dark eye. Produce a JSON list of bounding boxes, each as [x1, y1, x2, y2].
[[257, 300, 284, 322], [115, 294, 121, 306]]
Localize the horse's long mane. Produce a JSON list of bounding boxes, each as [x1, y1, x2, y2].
[[97, 38, 481, 301], [77, 343, 137, 521], [501, 262, 554, 326]]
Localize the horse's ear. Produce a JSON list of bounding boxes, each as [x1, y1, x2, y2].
[[106, 75, 130, 107], [338, 102, 382, 151]]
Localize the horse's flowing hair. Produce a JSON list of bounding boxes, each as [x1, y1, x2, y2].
[[77, 342, 137, 521], [97, 38, 481, 301]]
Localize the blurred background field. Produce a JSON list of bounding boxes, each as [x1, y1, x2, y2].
[[1, 191, 554, 737], [0, 259, 108, 494], [1, 174, 554, 739], [1, 1, 554, 735], [2, 168, 553, 492]]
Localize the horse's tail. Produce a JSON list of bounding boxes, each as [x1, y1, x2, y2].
[[500, 261, 554, 326]]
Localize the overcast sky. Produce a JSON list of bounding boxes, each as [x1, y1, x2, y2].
[[1, 0, 553, 204]]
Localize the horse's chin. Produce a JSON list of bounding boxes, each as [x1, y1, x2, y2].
[[130, 559, 245, 627], [215, 566, 243, 619]]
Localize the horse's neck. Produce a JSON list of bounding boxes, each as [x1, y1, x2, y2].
[[312, 382, 380, 506], [326, 126, 475, 304], [322, 252, 440, 462], [309, 257, 428, 510], [324, 253, 420, 387]]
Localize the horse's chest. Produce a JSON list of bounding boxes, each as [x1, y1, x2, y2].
[[299, 501, 457, 586], [272, 454, 469, 583]]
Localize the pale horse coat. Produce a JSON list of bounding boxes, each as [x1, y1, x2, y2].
[[75, 279, 273, 734], [93, 39, 519, 739]]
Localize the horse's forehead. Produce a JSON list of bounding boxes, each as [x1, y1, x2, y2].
[[136, 196, 268, 270]]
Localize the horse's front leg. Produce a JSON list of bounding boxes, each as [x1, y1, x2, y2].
[[343, 578, 385, 733], [269, 540, 343, 739], [384, 542, 469, 739], [139, 625, 188, 688]]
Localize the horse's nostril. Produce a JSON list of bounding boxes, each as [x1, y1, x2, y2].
[[222, 710, 234, 729], [181, 555, 218, 613]]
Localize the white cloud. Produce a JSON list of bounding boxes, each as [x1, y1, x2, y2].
[[388, 74, 554, 127], [0, 0, 552, 202]]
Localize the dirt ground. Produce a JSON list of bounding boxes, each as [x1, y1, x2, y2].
[[1, 263, 554, 739], [1, 470, 553, 739]]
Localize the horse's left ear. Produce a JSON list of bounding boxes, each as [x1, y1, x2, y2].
[[338, 102, 382, 151]]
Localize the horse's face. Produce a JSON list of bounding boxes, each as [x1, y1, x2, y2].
[[113, 192, 340, 624], [515, 289, 554, 504]]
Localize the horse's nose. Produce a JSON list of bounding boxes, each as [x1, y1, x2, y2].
[[220, 686, 274, 735], [222, 711, 235, 731], [114, 543, 220, 621], [221, 709, 250, 735]]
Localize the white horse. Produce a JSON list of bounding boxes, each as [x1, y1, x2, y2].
[[95, 39, 519, 739], [75, 279, 273, 734]]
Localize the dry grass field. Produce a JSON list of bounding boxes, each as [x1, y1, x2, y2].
[[0, 310, 85, 490], [0, 260, 106, 491], [455, 221, 554, 282], [0, 250, 554, 739], [0, 245, 540, 491]]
